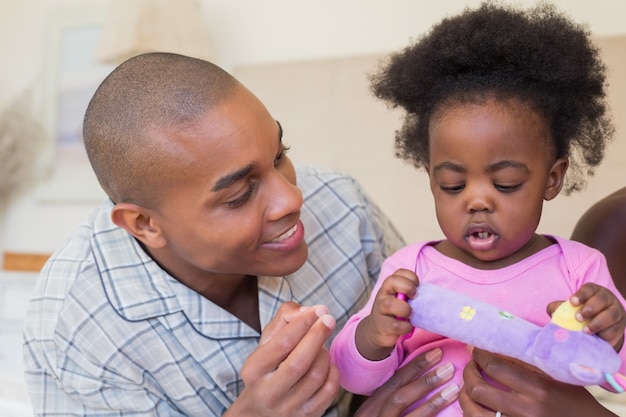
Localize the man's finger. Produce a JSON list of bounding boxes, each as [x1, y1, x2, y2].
[[279, 314, 336, 384], [246, 306, 331, 380], [355, 349, 453, 417], [260, 302, 308, 345]]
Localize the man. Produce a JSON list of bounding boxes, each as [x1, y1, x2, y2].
[[23, 52, 456, 416]]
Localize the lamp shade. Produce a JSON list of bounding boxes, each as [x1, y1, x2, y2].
[[95, 0, 215, 65]]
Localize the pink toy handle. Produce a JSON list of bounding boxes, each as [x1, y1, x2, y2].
[[396, 293, 414, 338]]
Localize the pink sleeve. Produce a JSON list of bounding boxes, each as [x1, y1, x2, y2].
[[329, 313, 400, 394], [329, 243, 428, 394]]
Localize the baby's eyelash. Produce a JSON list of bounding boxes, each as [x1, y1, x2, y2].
[[440, 184, 464, 193], [495, 183, 522, 192]]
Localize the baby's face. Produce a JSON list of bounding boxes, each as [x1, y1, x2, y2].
[[425, 96, 567, 268]]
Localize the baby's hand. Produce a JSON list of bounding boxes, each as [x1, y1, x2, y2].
[[570, 283, 626, 351], [355, 269, 418, 361]]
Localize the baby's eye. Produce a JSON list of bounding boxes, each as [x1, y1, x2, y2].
[[495, 183, 522, 192], [440, 184, 465, 193]]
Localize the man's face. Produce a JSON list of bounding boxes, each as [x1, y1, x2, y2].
[[143, 84, 308, 290]]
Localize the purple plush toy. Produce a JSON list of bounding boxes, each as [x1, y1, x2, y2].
[[407, 283, 626, 392]]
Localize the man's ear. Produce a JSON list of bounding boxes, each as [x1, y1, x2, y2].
[[544, 157, 569, 201], [111, 203, 167, 248]]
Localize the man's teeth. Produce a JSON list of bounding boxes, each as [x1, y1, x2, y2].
[[270, 224, 297, 243], [477, 232, 490, 239]]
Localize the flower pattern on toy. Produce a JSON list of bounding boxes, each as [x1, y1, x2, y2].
[[407, 282, 626, 391]]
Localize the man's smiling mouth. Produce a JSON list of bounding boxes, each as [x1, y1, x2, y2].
[[269, 224, 298, 243]]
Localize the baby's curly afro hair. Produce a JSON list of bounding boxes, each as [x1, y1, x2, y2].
[[370, 1, 614, 194]]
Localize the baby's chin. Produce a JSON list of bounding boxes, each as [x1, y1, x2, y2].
[[459, 246, 523, 270]]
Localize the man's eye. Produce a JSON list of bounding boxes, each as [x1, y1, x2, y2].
[[275, 145, 291, 166], [227, 182, 256, 208]]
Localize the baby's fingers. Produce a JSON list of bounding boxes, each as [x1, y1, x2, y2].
[[546, 300, 564, 317], [382, 269, 419, 298], [583, 305, 626, 346], [569, 284, 626, 349], [570, 282, 603, 307], [571, 284, 622, 326], [595, 323, 625, 351]]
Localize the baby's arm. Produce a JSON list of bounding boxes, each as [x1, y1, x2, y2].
[[570, 282, 626, 351], [355, 268, 417, 361]]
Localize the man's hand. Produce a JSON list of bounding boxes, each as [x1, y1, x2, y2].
[[355, 348, 458, 417], [226, 302, 339, 417]]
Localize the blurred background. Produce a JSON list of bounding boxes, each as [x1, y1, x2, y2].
[[0, 1, 624, 415]]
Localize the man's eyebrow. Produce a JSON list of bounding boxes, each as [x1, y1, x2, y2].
[[212, 122, 282, 193], [212, 164, 256, 192]]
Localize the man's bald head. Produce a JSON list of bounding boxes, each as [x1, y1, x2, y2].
[[83, 52, 238, 205]]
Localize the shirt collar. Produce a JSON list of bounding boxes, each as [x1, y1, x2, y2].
[[92, 200, 293, 338], [92, 200, 183, 321]]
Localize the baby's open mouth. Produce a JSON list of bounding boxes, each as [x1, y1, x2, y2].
[[474, 231, 491, 239], [466, 226, 498, 250]]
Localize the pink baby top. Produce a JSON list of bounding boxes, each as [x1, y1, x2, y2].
[[330, 236, 626, 417]]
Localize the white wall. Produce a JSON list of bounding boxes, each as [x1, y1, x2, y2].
[[200, 0, 626, 69], [2, 0, 626, 104], [1, 0, 626, 256]]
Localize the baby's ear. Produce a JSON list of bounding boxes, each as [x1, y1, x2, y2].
[[544, 157, 569, 201]]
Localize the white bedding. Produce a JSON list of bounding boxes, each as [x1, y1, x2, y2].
[[0, 397, 32, 417], [0, 370, 32, 417], [0, 272, 35, 417]]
